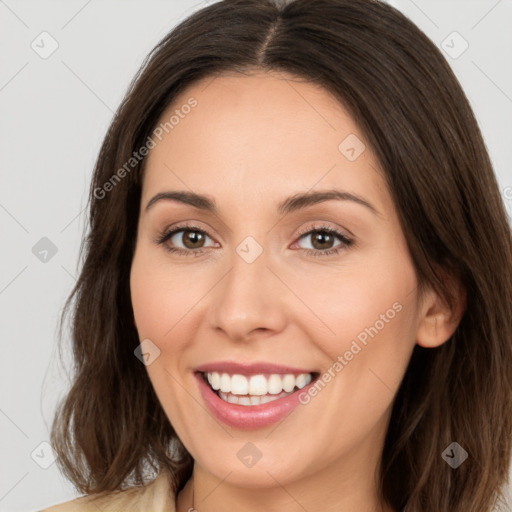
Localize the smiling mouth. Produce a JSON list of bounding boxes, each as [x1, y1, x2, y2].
[[199, 371, 319, 406]]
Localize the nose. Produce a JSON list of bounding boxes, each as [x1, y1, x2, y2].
[[208, 241, 288, 343]]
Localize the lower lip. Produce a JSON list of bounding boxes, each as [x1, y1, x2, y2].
[[195, 372, 315, 430]]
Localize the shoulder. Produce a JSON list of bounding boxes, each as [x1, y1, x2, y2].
[[38, 471, 176, 512]]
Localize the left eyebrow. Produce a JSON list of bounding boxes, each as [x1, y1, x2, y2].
[[277, 189, 380, 217]]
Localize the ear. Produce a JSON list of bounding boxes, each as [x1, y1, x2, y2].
[[415, 268, 466, 348]]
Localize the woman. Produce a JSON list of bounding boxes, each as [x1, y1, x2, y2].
[[41, 0, 512, 511]]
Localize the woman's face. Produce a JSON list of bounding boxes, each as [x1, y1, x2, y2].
[[130, 70, 425, 495]]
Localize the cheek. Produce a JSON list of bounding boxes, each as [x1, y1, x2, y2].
[[129, 251, 201, 427], [287, 254, 418, 452], [130, 248, 199, 341], [297, 245, 418, 367]]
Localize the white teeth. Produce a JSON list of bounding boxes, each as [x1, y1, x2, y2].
[[231, 374, 249, 395], [267, 374, 283, 394], [205, 371, 314, 397], [250, 395, 261, 406], [248, 375, 267, 395], [218, 390, 292, 406], [210, 372, 221, 390], [282, 374, 295, 392], [226, 393, 238, 404], [238, 396, 252, 406], [220, 373, 231, 392], [296, 373, 312, 389]]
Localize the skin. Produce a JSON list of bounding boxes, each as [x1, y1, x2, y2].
[[129, 70, 463, 512]]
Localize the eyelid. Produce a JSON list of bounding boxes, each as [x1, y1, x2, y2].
[[293, 223, 352, 243]]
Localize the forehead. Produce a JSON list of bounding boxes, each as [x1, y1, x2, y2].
[[141, 70, 390, 217]]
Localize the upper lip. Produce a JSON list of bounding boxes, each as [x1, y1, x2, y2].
[[195, 361, 317, 376]]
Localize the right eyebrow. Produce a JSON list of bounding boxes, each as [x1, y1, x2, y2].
[[145, 191, 216, 213]]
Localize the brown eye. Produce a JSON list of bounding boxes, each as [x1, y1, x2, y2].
[[179, 230, 206, 249], [155, 224, 217, 256], [296, 227, 353, 256], [309, 231, 337, 250]]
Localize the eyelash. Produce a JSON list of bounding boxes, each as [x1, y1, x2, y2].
[[155, 222, 354, 258]]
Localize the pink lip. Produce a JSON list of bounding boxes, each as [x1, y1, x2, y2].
[[195, 371, 318, 430], [195, 361, 315, 376]]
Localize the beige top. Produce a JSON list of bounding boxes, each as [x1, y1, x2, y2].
[[39, 471, 176, 512]]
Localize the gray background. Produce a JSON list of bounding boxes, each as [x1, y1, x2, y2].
[[1, 1, 511, 511]]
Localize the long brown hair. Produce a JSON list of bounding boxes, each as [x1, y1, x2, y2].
[[49, 1, 512, 510]]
